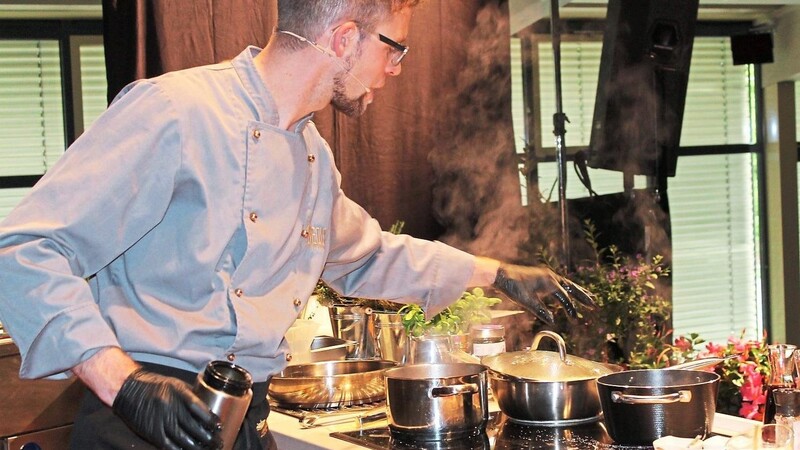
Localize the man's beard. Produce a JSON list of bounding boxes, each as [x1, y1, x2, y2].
[[331, 74, 368, 117], [331, 53, 368, 117]]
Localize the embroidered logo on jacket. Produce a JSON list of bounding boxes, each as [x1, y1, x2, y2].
[[303, 225, 327, 249]]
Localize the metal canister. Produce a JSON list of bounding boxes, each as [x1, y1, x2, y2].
[[193, 361, 253, 450]]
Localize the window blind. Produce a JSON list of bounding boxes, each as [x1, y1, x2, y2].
[[0, 38, 107, 221], [0, 40, 65, 177], [511, 36, 762, 344], [79, 43, 107, 130]]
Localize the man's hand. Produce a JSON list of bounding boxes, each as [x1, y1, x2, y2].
[[112, 368, 223, 450], [492, 263, 596, 324]]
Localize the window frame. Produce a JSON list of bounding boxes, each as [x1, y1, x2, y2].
[[0, 19, 102, 190], [513, 18, 771, 339]]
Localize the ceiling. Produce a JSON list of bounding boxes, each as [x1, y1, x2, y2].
[[510, 0, 800, 34]]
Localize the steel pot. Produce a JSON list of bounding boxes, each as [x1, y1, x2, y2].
[[597, 369, 720, 445], [384, 363, 489, 442], [268, 360, 396, 409], [482, 330, 615, 424]]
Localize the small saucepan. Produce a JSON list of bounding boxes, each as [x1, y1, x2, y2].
[[384, 363, 489, 442], [482, 330, 617, 424]]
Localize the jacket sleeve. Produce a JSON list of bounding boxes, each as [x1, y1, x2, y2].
[[0, 81, 182, 379], [320, 184, 475, 318]]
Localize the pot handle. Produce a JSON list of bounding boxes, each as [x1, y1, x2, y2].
[[530, 330, 568, 362], [429, 383, 480, 398], [611, 390, 693, 404]]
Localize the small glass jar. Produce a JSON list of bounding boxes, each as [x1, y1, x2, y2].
[[470, 324, 506, 357], [774, 388, 800, 450]]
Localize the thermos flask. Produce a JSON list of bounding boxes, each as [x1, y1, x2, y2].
[[193, 361, 253, 450]]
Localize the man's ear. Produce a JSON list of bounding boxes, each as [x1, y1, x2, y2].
[[330, 21, 360, 58]]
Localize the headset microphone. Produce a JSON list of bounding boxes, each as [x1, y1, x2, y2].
[[278, 30, 372, 95]]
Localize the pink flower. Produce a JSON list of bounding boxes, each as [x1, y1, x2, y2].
[[739, 401, 762, 420], [704, 342, 725, 357], [674, 336, 692, 352], [740, 378, 765, 402], [727, 336, 748, 354]]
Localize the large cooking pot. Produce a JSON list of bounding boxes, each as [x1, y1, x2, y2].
[[268, 360, 396, 409], [597, 369, 720, 445], [384, 363, 489, 442], [482, 330, 616, 424]]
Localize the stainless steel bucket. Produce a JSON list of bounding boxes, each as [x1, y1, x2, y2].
[[328, 305, 376, 359], [374, 312, 408, 364]]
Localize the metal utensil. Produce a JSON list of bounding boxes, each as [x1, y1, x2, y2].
[[308, 341, 356, 353], [666, 354, 739, 371], [300, 407, 387, 429]]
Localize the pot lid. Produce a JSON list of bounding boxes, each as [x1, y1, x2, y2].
[[483, 330, 614, 381]]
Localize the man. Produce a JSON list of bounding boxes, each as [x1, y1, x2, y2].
[[0, 1, 593, 449]]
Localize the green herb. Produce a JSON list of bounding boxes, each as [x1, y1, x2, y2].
[[398, 288, 502, 337]]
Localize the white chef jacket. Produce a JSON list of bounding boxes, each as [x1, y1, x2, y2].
[[0, 46, 475, 381]]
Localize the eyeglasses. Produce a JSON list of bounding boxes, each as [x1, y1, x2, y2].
[[377, 34, 409, 66]]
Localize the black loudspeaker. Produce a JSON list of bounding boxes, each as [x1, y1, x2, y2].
[[588, 0, 699, 177], [731, 33, 774, 65]]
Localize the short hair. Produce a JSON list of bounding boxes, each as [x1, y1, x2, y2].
[[276, 0, 422, 50]]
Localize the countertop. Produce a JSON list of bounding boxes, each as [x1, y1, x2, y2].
[[268, 401, 759, 450]]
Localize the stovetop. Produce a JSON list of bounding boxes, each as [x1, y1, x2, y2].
[[330, 412, 654, 450]]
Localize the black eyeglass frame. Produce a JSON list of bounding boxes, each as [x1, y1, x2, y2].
[[378, 34, 409, 66]]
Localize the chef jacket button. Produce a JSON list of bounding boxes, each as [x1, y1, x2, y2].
[[234, 288, 244, 297], [249, 212, 258, 222], [227, 354, 236, 362], [253, 129, 261, 139], [307, 154, 316, 163], [293, 298, 302, 307], [286, 353, 293, 362], [300, 229, 310, 238]]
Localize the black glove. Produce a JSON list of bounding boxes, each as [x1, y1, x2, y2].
[[112, 368, 223, 450], [493, 264, 596, 324]]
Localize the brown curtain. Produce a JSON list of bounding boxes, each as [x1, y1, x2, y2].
[[102, 0, 277, 104], [102, 0, 521, 247]]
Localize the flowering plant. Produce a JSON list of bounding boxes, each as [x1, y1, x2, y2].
[[534, 222, 772, 420], [638, 330, 770, 420], [545, 221, 672, 364]]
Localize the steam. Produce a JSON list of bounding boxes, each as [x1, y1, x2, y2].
[[428, 2, 674, 352], [430, 2, 528, 263], [428, 2, 539, 350]]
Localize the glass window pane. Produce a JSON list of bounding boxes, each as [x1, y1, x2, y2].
[[79, 42, 107, 130], [0, 188, 31, 219], [681, 38, 754, 146], [537, 40, 603, 148], [513, 34, 762, 345], [0, 40, 65, 176], [670, 153, 762, 343]]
